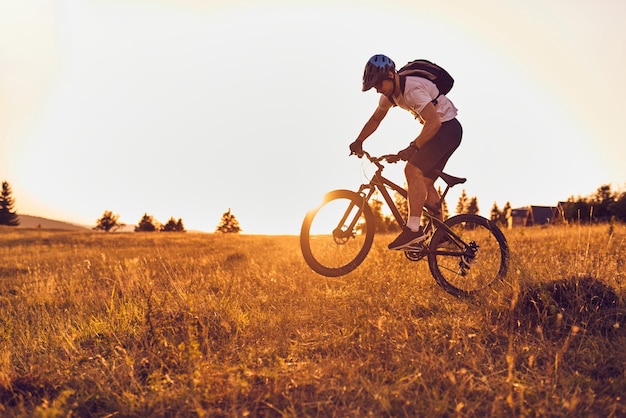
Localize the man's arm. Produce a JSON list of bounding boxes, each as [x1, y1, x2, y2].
[[355, 97, 392, 144], [412, 102, 442, 148]]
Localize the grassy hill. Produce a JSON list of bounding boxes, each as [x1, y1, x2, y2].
[[15, 214, 89, 231]]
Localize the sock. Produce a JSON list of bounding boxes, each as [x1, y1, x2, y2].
[[406, 216, 421, 232]]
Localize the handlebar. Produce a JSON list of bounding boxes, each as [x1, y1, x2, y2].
[[351, 150, 401, 167]]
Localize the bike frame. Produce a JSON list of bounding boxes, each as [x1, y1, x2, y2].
[[302, 151, 509, 293], [355, 159, 468, 257], [358, 171, 405, 226]]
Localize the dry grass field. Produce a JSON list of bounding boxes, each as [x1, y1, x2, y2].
[[0, 223, 624, 417]]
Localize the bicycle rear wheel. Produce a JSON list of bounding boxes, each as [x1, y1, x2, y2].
[[300, 190, 374, 277], [428, 214, 509, 297]]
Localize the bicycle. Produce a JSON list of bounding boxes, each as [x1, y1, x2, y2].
[[300, 151, 510, 298]]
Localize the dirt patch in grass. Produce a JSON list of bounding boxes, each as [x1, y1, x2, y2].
[[514, 275, 624, 338]]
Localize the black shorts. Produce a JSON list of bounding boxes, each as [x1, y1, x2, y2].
[[408, 118, 462, 180]]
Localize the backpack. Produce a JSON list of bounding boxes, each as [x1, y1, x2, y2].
[[396, 59, 454, 102]]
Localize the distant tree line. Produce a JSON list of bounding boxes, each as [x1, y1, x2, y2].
[[1, 180, 245, 233], [133, 213, 186, 233], [489, 201, 512, 228], [7, 175, 626, 234], [367, 184, 613, 232], [560, 184, 626, 223], [94, 211, 188, 233], [485, 184, 626, 226], [370, 187, 480, 233], [94, 208, 242, 233]]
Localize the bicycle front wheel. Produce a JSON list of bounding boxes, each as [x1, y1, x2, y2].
[[428, 214, 509, 297], [300, 190, 375, 277]]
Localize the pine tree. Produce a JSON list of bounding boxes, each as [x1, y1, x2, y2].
[[490, 202, 501, 223], [216, 209, 241, 233], [94, 210, 122, 232], [501, 202, 512, 227], [456, 189, 469, 215], [0, 181, 20, 226], [135, 213, 157, 232], [467, 197, 480, 215], [437, 186, 450, 220]]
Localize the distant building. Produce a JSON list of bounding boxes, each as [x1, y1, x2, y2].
[[508, 204, 565, 228]]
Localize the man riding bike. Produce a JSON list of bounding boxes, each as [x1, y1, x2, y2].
[[350, 54, 463, 250]]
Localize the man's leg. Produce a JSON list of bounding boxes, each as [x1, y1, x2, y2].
[[424, 177, 443, 222], [405, 119, 462, 225], [388, 163, 428, 250], [405, 163, 427, 227]]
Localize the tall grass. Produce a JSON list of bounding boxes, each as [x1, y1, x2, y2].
[[0, 224, 624, 417]]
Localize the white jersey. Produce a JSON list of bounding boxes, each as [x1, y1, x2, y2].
[[384, 76, 458, 124]]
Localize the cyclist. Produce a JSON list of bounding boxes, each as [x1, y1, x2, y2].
[[350, 54, 463, 250]]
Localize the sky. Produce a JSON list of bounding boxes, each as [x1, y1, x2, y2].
[[1, 0, 625, 234]]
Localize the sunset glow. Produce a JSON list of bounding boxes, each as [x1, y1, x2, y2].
[[1, 0, 625, 234]]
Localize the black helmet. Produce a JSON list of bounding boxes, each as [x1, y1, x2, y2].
[[362, 54, 395, 92]]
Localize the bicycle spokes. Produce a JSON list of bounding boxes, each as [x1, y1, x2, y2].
[[300, 190, 375, 277], [428, 215, 508, 297]]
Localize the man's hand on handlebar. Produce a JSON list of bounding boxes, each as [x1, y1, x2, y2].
[[385, 154, 401, 163], [349, 140, 364, 156], [348, 145, 405, 165], [397, 142, 418, 162]]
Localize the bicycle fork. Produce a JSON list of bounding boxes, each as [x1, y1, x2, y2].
[[332, 191, 372, 241]]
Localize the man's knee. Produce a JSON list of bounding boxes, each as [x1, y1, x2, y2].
[[405, 163, 424, 181]]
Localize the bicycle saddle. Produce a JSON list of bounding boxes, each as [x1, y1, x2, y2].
[[433, 170, 466, 187]]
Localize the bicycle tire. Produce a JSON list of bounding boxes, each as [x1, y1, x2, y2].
[[300, 189, 375, 277], [428, 214, 509, 297]]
